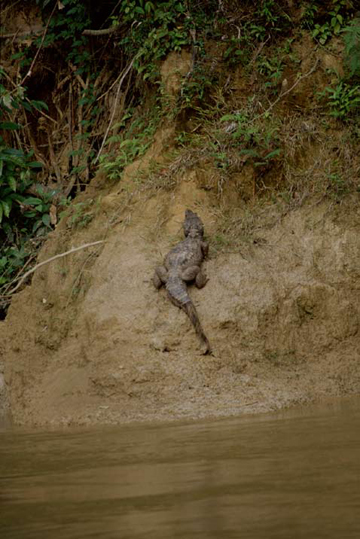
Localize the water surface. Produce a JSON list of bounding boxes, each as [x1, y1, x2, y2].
[[1, 399, 360, 538]]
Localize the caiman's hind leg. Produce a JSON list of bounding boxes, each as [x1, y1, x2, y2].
[[195, 270, 208, 289], [153, 266, 168, 289], [181, 265, 200, 282], [181, 265, 208, 289]]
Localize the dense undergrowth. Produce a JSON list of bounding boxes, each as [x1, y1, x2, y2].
[[0, 0, 359, 315]]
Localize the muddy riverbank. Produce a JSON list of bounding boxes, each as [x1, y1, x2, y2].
[[1, 186, 359, 426]]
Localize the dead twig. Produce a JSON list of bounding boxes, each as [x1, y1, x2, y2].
[[0, 28, 43, 39], [68, 61, 87, 90], [82, 26, 119, 36], [258, 59, 320, 118], [95, 57, 136, 163], [20, 3, 57, 86], [0, 25, 120, 40], [1, 241, 105, 298]]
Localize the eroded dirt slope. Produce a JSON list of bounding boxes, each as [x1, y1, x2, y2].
[[1, 166, 359, 426], [1, 42, 360, 426]]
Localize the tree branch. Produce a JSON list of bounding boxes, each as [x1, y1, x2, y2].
[[1, 241, 105, 298], [94, 57, 136, 163]]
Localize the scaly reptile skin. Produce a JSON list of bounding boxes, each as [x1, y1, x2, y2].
[[153, 210, 211, 354]]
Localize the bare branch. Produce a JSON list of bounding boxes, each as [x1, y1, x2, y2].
[[258, 59, 320, 118], [20, 4, 57, 86], [1, 26, 119, 40], [83, 27, 119, 36], [94, 57, 136, 163], [1, 241, 105, 298]]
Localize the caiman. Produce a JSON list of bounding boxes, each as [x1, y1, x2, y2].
[[153, 209, 211, 354]]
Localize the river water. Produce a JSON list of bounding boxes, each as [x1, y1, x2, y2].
[[1, 398, 359, 539]]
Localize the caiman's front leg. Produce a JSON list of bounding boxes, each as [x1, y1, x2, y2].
[[153, 265, 168, 289], [201, 241, 209, 258]]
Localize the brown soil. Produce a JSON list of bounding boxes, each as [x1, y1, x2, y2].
[[1, 150, 359, 426], [1, 27, 359, 427]]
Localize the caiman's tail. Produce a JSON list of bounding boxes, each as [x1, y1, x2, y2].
[[182, 300, 211, 355]]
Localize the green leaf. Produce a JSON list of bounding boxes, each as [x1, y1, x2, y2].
[[0, 204, 3, 223], [220, 114, 236, 122], [145, 2, 154, 13], [42, 213, 51, 227], [1, 199, 11, 218], [7, 176, 16, 191], [10, 51, 25, 60], [1, 94, 13, 110], [23, 197, 42, 205], [28, 161, 44, 168], [3, 148, 24, 157], [32, 220, 42, 233], [239, 149, 259, 158], [0, 122, 22, 130], [264, 149, 282, 160], [30, 100, 49, 111]]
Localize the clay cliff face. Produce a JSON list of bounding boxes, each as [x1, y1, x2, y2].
[[1, 168, 359, 426], [0, 46, 359, 426]]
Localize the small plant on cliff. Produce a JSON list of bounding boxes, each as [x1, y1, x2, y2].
[[116, 0, 191, 80], [219, 108, 281, 168], [320, 81, 360, 118], [301, 0, 356, 44], [99, 109, 160, 180]]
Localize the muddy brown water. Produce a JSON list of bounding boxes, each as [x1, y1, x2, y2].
[[1, 399, 359, 539]]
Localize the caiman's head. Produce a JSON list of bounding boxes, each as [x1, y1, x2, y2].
[[183, 209, 204, 238]]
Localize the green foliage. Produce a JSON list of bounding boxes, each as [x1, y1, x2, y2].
[[0, 69, 53, 293], [0, 147, 43, 223], [224, 35, 252, 67], [66, 200, 94, 229], [38, 0, 91, 70], [100, 109, 160, 180], [301, 3, 319, 29], [256, 0, 290, 29], [118, 0, 191, 80], [21, 185, 56, 234], [302, 0, 354, 45], [312, 21, 333, 44], [343, 18, 360, 77], [256, 55, 284, 89], [223, 1, 292, 69], [219, 109, 281, 167], [320, 81, 360, 118], [178, 64, 217, 108], [327, 170, 349, 199]]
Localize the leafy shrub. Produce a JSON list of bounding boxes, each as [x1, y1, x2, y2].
[[320, 81, 360, 118], [221, 110, 280, 158], [0, 70, 52, 295], [343, 18, 360, 77]]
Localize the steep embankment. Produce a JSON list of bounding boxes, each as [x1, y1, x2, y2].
[[1, 141, 359, 425], [1, 3, 360, 425]]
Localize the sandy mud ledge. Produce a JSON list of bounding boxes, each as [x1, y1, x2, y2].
[[1, 180, 359, 427]]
